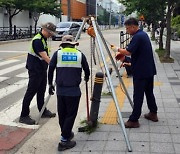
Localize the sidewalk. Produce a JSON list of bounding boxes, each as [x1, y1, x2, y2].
[[13, 33, 180, 153]]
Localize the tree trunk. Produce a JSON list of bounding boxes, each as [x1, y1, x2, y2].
[[151, 23, 156, 40], [147, 24, 151, 32], [159, 20, 165, 50], [35, 20, 38, 34], [165, 1, 172, 58], [9, 16, 13, 35], [159, 27, 164, 50], [33, 12, 40, 34]]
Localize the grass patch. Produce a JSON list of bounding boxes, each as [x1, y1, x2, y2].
[[101, 92, 112, 96], [79, 119, 98, 134], [155, 48, 174, 63]]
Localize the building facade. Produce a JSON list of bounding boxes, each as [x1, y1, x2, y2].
[[61, 0, 87, 21]]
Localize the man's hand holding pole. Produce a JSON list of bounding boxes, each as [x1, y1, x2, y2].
[[49, 85, 55, 95]]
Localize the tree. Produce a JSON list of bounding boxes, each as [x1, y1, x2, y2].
[[118, 0, 166, 48], [27, 0, 61, 34], [0, 0, 29, 34], [0, 0, 61, 35], [117, 0, 180, 60], [165, 0, 178, 58]]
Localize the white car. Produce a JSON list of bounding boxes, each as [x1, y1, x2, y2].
[[52, 22, 81, 41]]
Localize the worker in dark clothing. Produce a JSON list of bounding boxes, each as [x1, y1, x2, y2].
[[48, 35, 90, 151], [111, 17, 158, 128], [19, 22, 56, 125], [115, 53, 132, 77]]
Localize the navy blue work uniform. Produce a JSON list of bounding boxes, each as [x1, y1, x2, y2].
[[20, 32, 49, 117], [126, 29, 157, 122], [123, 56, 132, 76], [48, 47, 90, 140]]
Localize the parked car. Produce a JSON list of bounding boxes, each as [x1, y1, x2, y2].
[[52, 22, 81, 41]]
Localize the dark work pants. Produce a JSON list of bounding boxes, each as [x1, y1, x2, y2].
[[20, 70, 47, 117], [57, 95, 81, 139], [129, 76, 158, 122], [125, 66, 132, 76]]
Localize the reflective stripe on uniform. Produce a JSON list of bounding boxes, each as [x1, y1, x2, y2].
[[57, 48, 82, 68]]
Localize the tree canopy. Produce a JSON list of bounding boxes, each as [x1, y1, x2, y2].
[[28, 0, 61, 18], [117, 0, 179, 60], [118, 0, 166, 25], [0, 0, 61, 34]]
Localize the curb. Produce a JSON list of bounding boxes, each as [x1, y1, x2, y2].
[[0, 38, 31, 45]]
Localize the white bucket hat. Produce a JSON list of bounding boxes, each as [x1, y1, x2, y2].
[[60, 35, 79, 46]]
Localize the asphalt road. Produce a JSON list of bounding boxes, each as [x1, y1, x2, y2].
[[0, 29, 122, 129]]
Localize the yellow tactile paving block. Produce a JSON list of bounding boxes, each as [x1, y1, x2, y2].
[[154, 82, 163, 86], [100, 73, 132, 124], [100, 74, 162, 125]]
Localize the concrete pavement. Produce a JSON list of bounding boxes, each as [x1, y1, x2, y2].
[[1, 30, 180, 154]]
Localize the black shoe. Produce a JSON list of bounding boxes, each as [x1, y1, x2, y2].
[[19, 116, 35, 125], [41, 110, 56, 118], [58, 140, 76, 151], [68, 132, 74, 141]]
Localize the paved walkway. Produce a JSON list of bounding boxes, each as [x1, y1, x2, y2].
[[2, 31, 180, 154]]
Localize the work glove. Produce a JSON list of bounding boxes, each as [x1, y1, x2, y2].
[[84, 76, 89, 82], [115, 53, 125, 61], [49, 85, 55, 95], [110, 45, 119, 52]]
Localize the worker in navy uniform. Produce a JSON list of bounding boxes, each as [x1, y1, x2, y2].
[[19, 22, 56, 125], [115, 53, 132, 77], [48, 35, 90, 151], [111, 17, 158, 128]]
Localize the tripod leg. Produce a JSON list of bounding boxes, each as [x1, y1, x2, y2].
[[35, 94, 51, 124], [91, 17, 132, 152], [75, 18, 87, 41], [94, 20, 134, 108]]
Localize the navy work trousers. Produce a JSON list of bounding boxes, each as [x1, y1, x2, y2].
[[129, 76, 158, 122], [125, 65, 132, 76], [20, 70, 47, 117], [57, 95, 81, 139]]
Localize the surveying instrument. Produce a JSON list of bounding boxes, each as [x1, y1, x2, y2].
[[76, 16, 133, 152]]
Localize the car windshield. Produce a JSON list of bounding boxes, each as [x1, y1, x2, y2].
[[57, 22, 71, 28]]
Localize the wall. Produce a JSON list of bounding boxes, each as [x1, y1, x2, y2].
[[61, 0, 86, 21], [12, 11, 34, 27], [0, 8, 4, 27], [0, 7, 60, 29]]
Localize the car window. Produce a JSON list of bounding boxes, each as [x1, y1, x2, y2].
[[57, 22, 71, 28], [71, 23, 80, 28]]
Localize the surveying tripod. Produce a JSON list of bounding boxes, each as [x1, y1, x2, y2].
[[75, 16, 133, 152]]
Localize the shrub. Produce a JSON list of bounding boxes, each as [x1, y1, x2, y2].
[[171, 15, 180, 37]]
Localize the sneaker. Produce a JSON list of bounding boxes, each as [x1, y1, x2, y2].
[[68, 132, 74, 141], [41, 110, 56, 118], [125, 120, 140, 128], [58, 140, 76, 151], [19, 116, 35, 125], [144, 112, 158, 122]]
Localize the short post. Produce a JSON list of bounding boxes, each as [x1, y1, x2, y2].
[[14, 25, 16, 40], [30, 25, 32, 38], [120, 31, 124, 48], [90, 72, 104, 127]]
